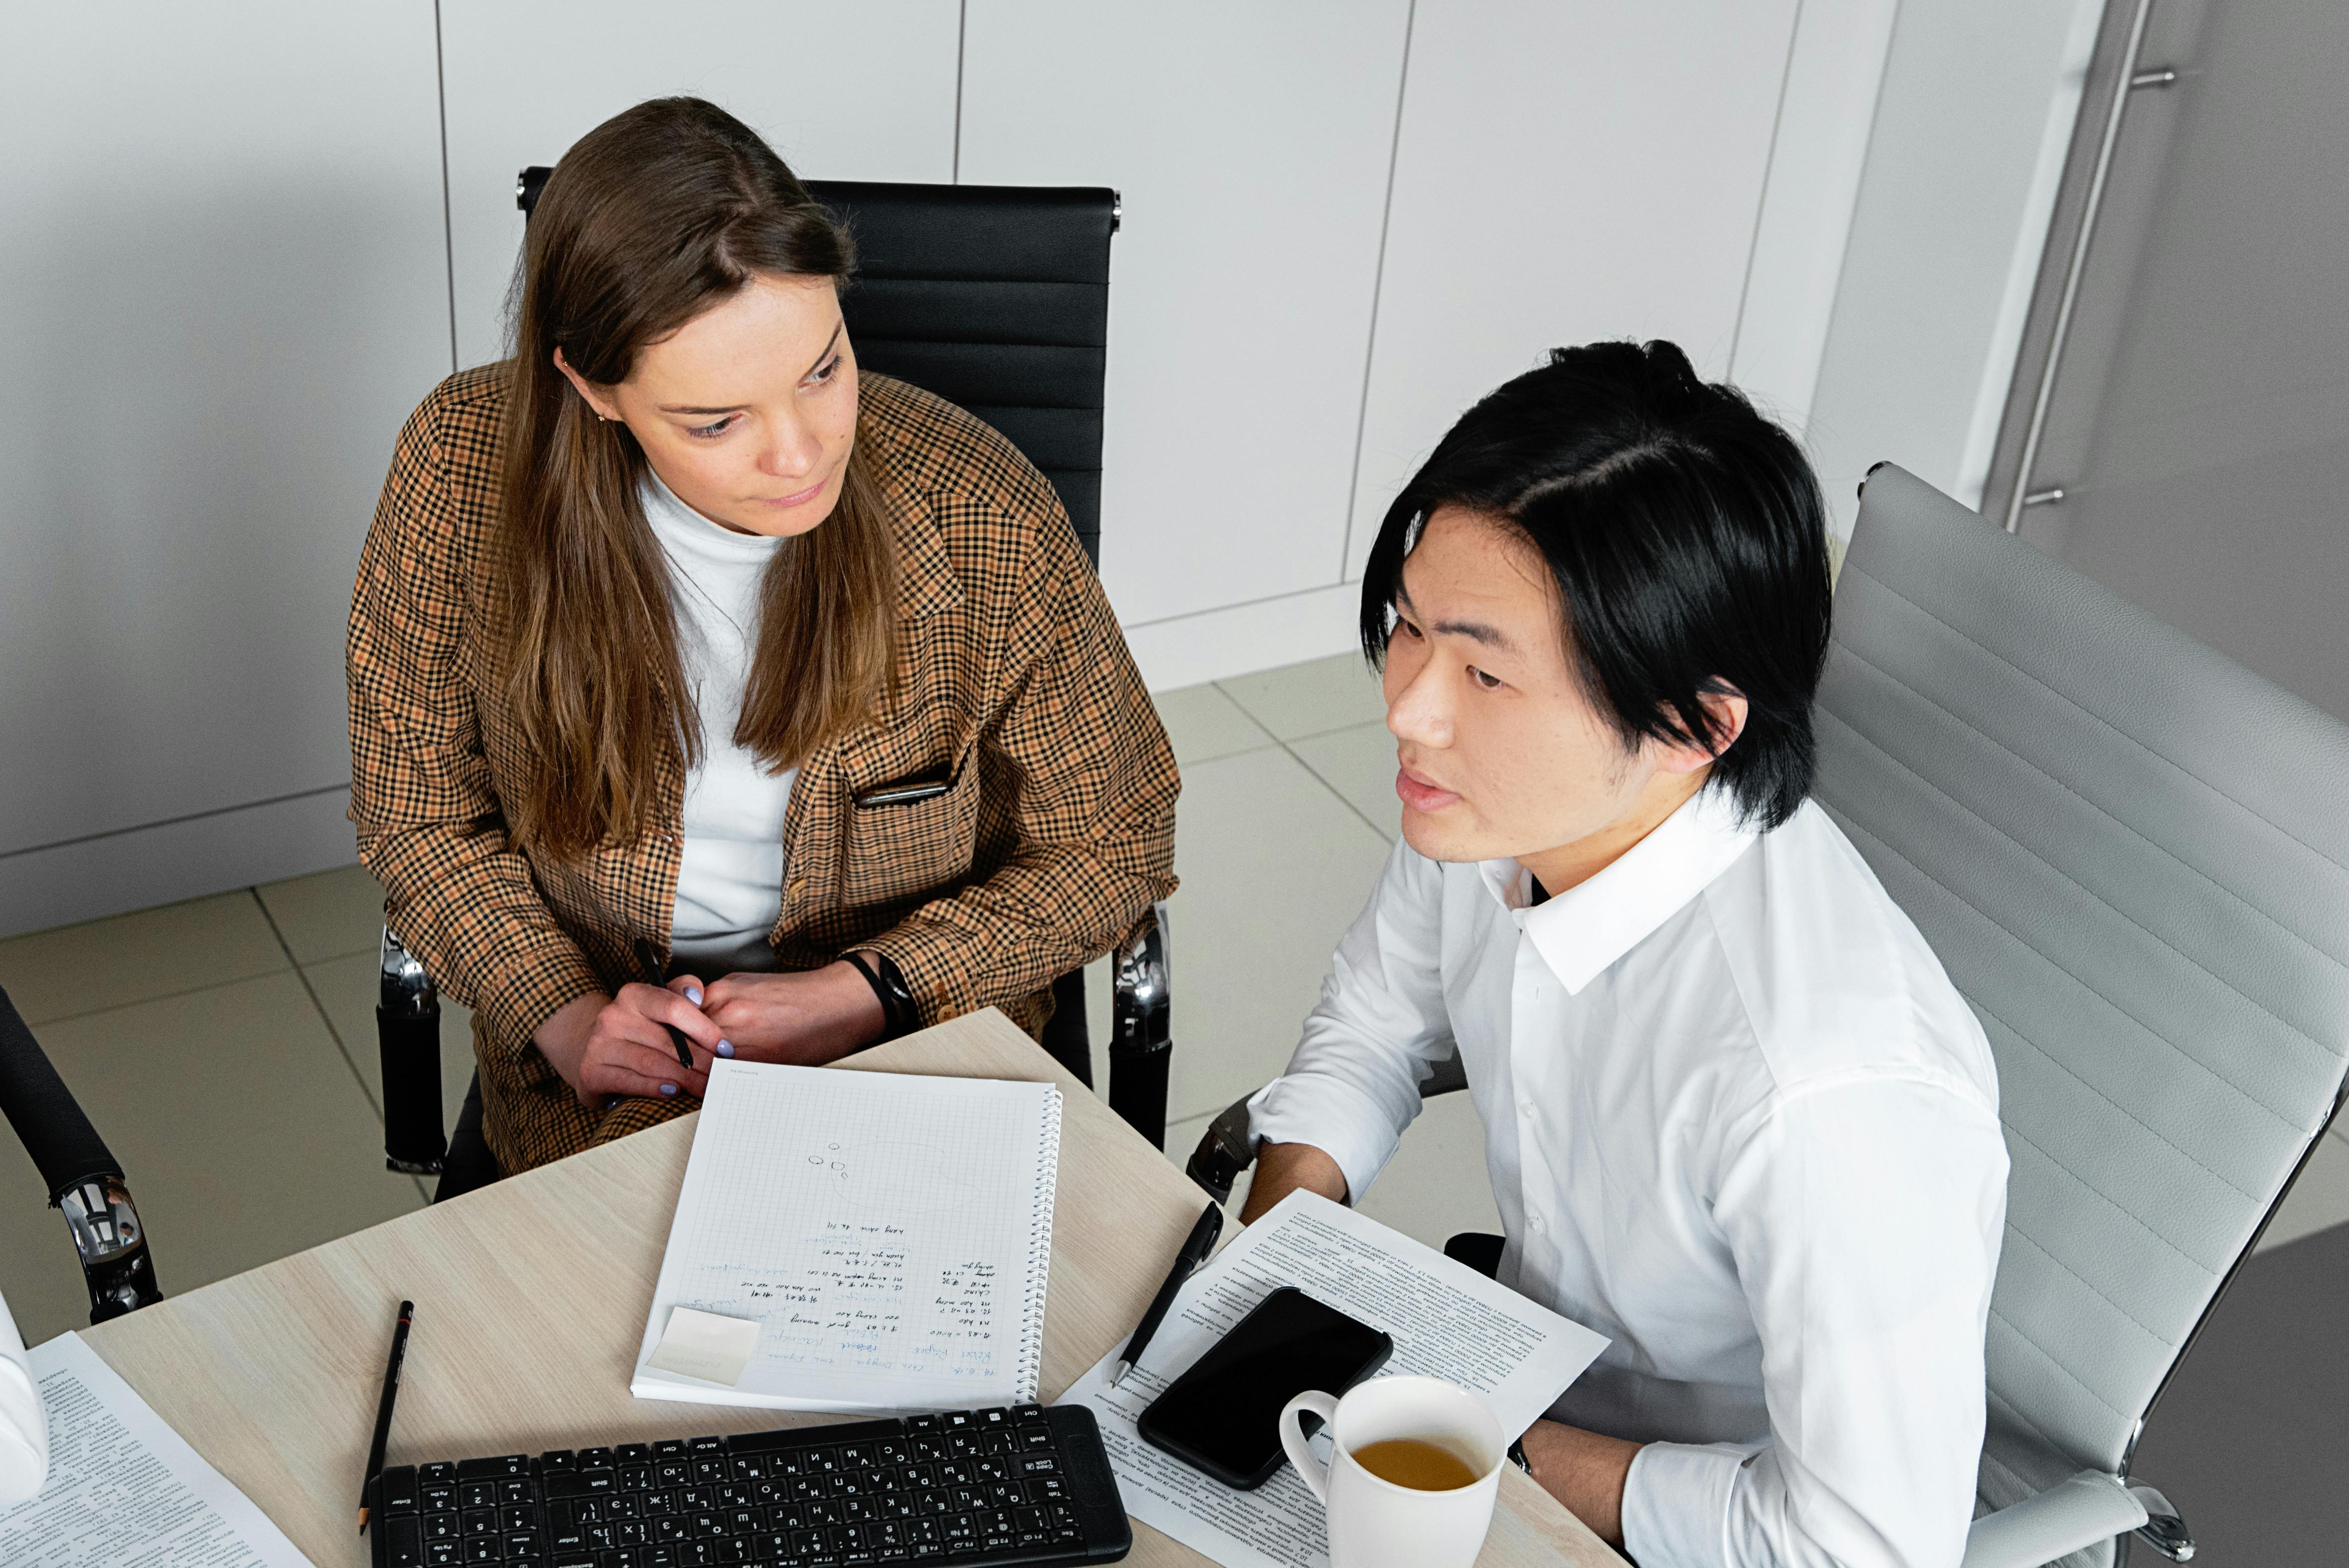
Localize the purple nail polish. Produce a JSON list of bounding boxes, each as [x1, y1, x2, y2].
[[659, 1083, 678, 1096], [716, 1039, 735, 1058], [684, 986, 703, 1006]]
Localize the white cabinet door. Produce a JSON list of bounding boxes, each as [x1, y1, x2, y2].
[[1346, 0, 1799, 576], [0, 2, 449, 931], [958, 0, 1412, 628], [440, 0, 963, 370]]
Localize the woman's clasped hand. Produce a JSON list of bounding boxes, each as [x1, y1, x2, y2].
[[534, 965, 888, 1109]]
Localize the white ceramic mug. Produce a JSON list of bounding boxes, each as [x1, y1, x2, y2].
[[1279, 1375, 1506, 1568]]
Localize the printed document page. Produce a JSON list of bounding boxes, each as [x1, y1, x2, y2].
[[0, 1331, 313, 1567], [1058, 1190, 1608, 1568]]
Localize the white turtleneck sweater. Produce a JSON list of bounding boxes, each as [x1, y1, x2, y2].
[[642, 473, 795, 979]]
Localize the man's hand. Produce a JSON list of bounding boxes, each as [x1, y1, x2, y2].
[[1238, 1140, 1349, 1224], [534, 982, 722, 1107], [1517, 1419, 1641, 1550], [672, 962, 887, 1068]]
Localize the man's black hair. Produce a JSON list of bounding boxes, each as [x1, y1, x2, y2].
[[1359, 339, 1832, 831]]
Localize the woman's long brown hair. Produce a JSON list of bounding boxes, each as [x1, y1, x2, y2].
[[492, 98, 896, 859]]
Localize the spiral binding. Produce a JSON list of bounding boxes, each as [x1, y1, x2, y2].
[[1015, 1085, 1064, 1400]]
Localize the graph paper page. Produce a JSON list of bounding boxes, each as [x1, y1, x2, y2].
[[631, 1060, 1062, 1412]]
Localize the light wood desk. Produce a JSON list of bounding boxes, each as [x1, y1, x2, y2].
[[79, 1009, 1625, 1568]]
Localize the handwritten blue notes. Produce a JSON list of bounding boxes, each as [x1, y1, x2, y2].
[[631, 1061, 1063, 1412]]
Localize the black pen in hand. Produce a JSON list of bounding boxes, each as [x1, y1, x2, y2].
[[1111, 1203, 1224, 1388], [633, 938, 699, 1071]]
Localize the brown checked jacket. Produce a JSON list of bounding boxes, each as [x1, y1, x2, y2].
[[348, 367, 1179, 1174]]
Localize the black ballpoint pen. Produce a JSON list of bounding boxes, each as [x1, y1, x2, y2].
[[1111, 1203, 1223, 1388], [358, 1299, 413, 1534], [633, 937, 698, 1070]]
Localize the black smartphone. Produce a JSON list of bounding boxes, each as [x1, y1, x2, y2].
[[1136, 1287, 1393, 1489]]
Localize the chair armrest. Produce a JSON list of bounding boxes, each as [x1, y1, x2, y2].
[[1106, 902, 1172, 1146], [378, 927, 448, 1175], [1185, 1095, 1256, 1201], [0, 986, 162, 1320], [1961, 1470, 2150, 1568]]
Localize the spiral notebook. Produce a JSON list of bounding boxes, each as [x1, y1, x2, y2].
[[630, 1059, 1063, 1412]]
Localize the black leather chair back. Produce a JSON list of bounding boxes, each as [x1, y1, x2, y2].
[[518, 168, 1117, 566]]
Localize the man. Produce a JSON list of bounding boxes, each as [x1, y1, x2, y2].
[[1241, 341, 2008, 1568]]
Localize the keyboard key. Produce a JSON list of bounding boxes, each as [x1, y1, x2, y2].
[[577, 1448, 615, 1469], [1020, 1428, 1054, 1451], [464, 1507, 501, 1536], [1018, 1455, 1059, 1477], [621, 1466, 654, 1492], [542, 1450, 579, 1471], [424, 1484, 460, 1513], [424, 1512, 460, 1541], [422, 1462, 460, 1485], [464, 1539, 498, 1563], [426, 1543, 462, 1567], [380, 1465, 423, 1513], [1009, 1405, 1044, 1425], [463, 1482, 498, 1511], [385, 1514, 426, 1568], [459, 1455, 531, 1480], [546, 1468, 618, 1498]]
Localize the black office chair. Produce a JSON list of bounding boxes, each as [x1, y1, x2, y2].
[[0, 987, 163, 1324], [379, 172, 1174, 1198]]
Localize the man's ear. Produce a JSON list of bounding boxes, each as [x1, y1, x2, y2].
[[1654, 687, 1749, 776], [551, 347, 625, 423]]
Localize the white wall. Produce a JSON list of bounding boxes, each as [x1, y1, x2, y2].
[[442, 1, 961, 370], [0, 3, 450, 936], [959, 1, 1410, 641], [2, 0, 1910, 933], [1344, 0, 1801, 585]]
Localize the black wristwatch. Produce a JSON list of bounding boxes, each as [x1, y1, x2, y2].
[[846, 949, 920, 1043], [1507, 1437, 1534, 1476]]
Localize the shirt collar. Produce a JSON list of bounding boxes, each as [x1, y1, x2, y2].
[[1478, 785, 1762, 995]]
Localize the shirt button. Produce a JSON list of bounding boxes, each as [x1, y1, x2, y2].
[[1528, 1214, 1547, 1236], [1518, 1098, 1536, 1118]]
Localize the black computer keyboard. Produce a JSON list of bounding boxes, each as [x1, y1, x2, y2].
[[366, 1404, 1131, 1568]]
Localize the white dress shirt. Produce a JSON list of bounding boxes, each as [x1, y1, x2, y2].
[[643, 474, 794, 977], [1247, 787, 2009, 1568]]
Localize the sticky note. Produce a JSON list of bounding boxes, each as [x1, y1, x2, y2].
[[647, 1307, 762, 1387]]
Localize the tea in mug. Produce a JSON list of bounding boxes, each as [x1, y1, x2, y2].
[[1348, 1438, 1481, 1492]]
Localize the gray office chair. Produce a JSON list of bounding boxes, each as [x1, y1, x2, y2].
[[1190, 463, 2349, 1567], [378, 172, 1175, 1194]]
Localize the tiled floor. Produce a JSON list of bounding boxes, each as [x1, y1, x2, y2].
[[3, 651, 2344, 1351]]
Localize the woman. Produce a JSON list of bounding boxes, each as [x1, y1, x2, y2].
[[348, 97, 1178, 1176]]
